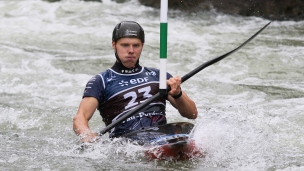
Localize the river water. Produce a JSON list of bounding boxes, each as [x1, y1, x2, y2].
[[1, 0, 304, 170]]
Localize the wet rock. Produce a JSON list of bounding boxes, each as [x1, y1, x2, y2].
[[43, 0, 61, 2], [138, 0, 304, 21]]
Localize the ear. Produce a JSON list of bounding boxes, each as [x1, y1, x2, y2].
[[112, 41, 116, 50]]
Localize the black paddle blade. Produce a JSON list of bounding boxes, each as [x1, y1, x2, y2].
[[181, 21, 271, 83]]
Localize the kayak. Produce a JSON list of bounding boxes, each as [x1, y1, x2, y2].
[[122, 122, 203, 160], [144, 134, 202, 160]]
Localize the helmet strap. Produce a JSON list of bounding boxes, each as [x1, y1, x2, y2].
[[114, 45, 139, 69], [112, 42, 140, 73], [115, 50, 121, 63]]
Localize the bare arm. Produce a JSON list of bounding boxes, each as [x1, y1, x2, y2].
[[73, 97, 99, 142], [167, 76, 198, 119]]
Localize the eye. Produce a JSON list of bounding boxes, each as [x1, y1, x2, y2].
[[133, 44, 140, 48]]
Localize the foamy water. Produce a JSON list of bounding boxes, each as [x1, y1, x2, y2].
[[1, 0, 304, 170]]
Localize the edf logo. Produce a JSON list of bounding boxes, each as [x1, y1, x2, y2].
[[119, 77, 149, 86], [130, 77, 149, 84]]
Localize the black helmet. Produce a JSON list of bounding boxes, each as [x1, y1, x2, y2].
[[112, 21, 145, 43]]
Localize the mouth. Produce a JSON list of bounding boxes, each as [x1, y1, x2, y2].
[[125, 56, 136, 60]]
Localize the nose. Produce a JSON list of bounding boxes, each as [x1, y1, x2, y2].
[[128, 45, 135, 53]]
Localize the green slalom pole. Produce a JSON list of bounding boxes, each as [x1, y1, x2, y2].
[[159, 0, 168, 96]]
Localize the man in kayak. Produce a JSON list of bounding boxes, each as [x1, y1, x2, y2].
[[73, 21, 198, 142]]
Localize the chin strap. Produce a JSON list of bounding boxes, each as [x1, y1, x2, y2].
[[114, 51, 140, 69], [115, 51, 121, 63]]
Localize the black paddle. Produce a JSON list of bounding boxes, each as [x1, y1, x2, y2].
[[99, 21, 271, 136]]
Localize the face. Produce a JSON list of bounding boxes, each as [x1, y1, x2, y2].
[[112, 37, 144, 68]]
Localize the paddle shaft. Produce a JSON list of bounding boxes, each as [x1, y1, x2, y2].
[[99, 93, 161, 135], [99, 21, 271, 136]]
